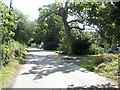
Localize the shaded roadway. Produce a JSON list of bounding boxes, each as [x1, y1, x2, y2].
[[12, 47, 118, 88]]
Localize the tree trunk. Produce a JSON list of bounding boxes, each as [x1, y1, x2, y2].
[[60, 8, 74, 53]]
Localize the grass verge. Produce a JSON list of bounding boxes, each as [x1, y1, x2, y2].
[[78, 54, 119, 80], [0, 59, 22, 89]]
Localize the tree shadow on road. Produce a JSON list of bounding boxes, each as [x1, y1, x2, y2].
[[21, 53, 89, 80], [67, 83, 118, 89], [20, 50, 118, 88]]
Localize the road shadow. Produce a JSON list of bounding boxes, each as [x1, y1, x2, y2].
[[66, 83, 119, 89], [19, 49, 118, 88], [21, 53, 89, 80]]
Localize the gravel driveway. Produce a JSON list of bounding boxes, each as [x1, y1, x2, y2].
[[12, 48, 118, 88]]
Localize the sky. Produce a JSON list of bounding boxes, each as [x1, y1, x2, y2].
[[3, 0, 56, 21]]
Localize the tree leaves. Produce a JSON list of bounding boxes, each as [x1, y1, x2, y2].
[[0, 2, 17, 43]]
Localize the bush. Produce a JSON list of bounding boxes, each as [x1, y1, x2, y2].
[[88, 44, 101, 54], [94, 53, 117, 65], [95, 55, 118, 80], [31, 43, 37, 47], [1, 40, 27, 66], [58, 30, 94, 55], [57, 34, 71, 54], [79, 54, 118, 80], [72, 38, 91, 55], [44, 42, 58, 50]]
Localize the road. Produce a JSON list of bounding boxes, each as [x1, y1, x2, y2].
[[12, 47, 118, 88]]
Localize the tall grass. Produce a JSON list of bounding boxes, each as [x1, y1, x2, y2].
[[79, 54, 119, 80], [0, 39, 27, 89], [1, 39, 27, 66]]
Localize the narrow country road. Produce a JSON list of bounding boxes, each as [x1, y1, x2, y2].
[[12, 47, 118, 88]]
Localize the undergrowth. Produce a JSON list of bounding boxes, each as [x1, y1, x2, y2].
[[0, 40, 27, 89], [79, 54, 119, 80]]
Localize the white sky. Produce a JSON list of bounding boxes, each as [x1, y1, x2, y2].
[[3, 0, 55, 21]]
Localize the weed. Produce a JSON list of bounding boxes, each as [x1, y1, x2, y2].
[[79, 54, 119, 80]]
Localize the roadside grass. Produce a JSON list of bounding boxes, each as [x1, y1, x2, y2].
[[0, 56, 26, 89], [76, 54, 101, 71], [78, 54, 119, 80], [76, 54, 101, 61], [95, 57, 119, 80], [0, 60, 19, 89], [52, 51, 119, 80]]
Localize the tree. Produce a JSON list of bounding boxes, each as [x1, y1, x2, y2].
[[0, 2, 27, 66], [36, 3, 64, 50], [13, 9, 35, 45], [0, 2, 17, 43], [73, 1, 120, 48], [37, 1, 120, 53], [37, 0, 85, 53]]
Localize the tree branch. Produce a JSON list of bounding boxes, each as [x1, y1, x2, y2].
[[68, 20, 83, 24], [39, 11, 61, 22], [44, 11, 60, 18], [70, 26, 84, 30]]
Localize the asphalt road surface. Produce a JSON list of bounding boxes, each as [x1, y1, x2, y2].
[[12, 47, 118, 88]]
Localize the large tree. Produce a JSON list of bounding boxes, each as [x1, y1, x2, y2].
[[37, 0, 85, 52], [37, 1, 120, 53]]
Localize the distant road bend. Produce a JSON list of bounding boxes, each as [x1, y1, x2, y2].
[[13, 47, 118, 88]]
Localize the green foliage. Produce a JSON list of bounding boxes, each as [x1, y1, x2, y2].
[[0, 65, 14, 88], [58, 31, 92, 55], [79, 54, 119, 80], [80, 62, 95, 71], [31, 43, 37, 47], [89, 44, 101, 54], [0, 2, 17, 43], [87, 2, 118, 49], [1, 40, 27, 66], [0, 60, 19, 88], [35, 1, 120, 55], [13, 9, 35, 45], [0, 2, 29, 88], [95, 55, 119, 80], [36, 3, 63, 50], [0, 1, 28, 66], [72, 2, 120, 47], [72, 37, 91, 55], [58, 30, 71, 54]]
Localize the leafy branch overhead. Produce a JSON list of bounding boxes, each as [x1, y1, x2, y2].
[[36, 1, 120, 54]]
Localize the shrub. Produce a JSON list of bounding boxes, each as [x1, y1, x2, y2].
[[31, 43, 37, 47], [58, 36, 92, 55], [57, 35, 71, 54], [72, 38, 91, 55], [95, 55, 118, 80], [88, 44, 101, 54], [1, 40, 27, 66], [44, 42, 58, 50], [94, 53, 117, 65], [98, 54, 116, 63]]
